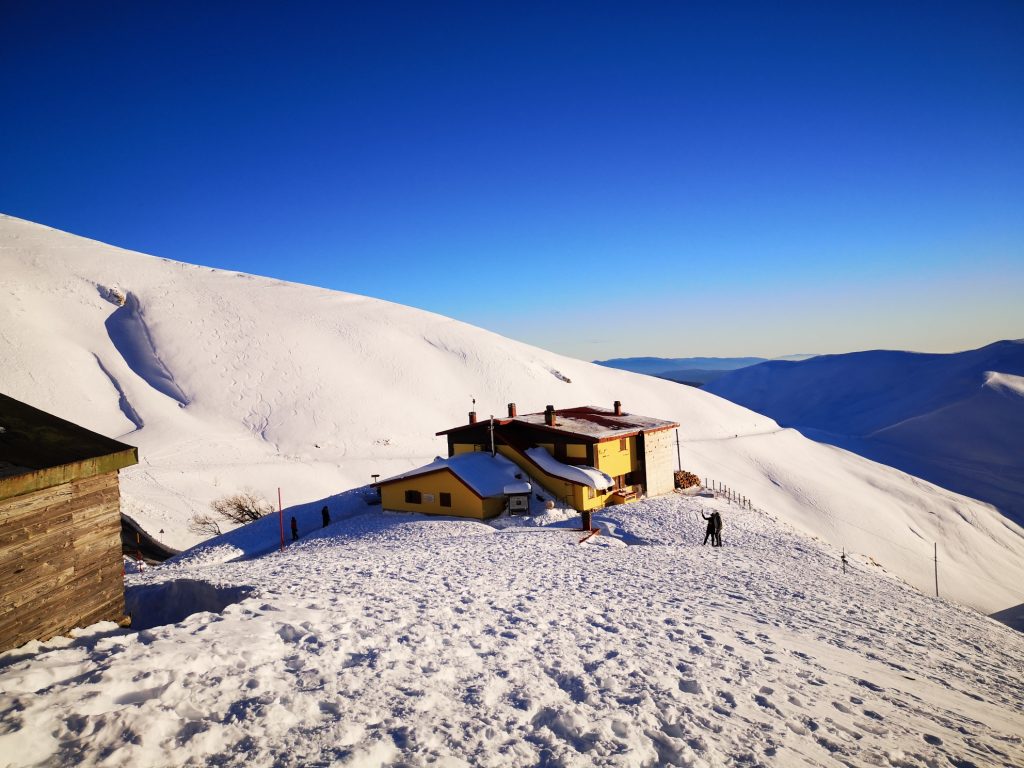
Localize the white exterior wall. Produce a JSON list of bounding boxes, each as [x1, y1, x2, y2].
[[642, 428, 676, 497]]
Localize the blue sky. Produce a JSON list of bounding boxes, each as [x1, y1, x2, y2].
[[1, 1, 1021, 359]]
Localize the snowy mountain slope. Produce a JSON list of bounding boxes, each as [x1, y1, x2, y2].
[[1, 495, 1022, 767], [704, 342, 1024, 526], [1, 213, 1023, 615]]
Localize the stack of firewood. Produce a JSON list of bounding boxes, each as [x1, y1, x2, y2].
[[674, 470, 701, 489]]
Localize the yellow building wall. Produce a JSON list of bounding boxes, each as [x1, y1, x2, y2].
[[448, 440, 621, 512], [495, 446, 609, 512], [380, 471, 502, 519], [595, 436, 638, 478]]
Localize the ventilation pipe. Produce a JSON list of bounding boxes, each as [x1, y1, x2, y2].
[[508, 402, 517, 418], [545, 405, 556, 426], [614, 400, 623, 416]]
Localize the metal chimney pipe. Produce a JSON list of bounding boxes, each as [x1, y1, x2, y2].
[[545, 405, 556, 426], [614, 400, 622, 416], [508, 402, 517, 418], [468, 411, 477, 424]]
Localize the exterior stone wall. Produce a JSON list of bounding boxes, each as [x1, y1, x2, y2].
[[643, 428, 677, 498]]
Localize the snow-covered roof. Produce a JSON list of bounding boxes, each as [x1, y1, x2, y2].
[[524, 447, 613, 490], [515, 405, 678, 439], [377, 451, 531, 498]]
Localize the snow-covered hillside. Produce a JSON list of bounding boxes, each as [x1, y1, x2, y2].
[[2, 213, 1023, 615], [704, 342, 1024, 527], [2, 496, 1022, 767]]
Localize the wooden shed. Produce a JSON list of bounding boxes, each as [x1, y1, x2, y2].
[[0, 393, 138, 651]]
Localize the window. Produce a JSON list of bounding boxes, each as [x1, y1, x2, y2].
[[404, 490, 422, 504], [440, 493, 452, 508], [619, 437, 628, 451], [587, 487, 595, 499]]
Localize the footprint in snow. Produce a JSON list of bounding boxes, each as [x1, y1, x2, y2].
[[754, 694, 780, 713], [678, 679, 703, 695], [854, 678, 885, 693]]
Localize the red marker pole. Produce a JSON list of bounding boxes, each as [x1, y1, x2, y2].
[[278, 487, 284, 552]]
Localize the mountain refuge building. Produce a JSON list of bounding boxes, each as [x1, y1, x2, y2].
[[0, 393, 138, 651], [377, 402, 679, 519]]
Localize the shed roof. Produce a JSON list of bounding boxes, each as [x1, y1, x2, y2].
[[0, 393, 138, 501], [377, 451, 531, 499]]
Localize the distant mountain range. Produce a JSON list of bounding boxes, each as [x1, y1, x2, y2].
[[704, 340, 1024, 526], [594, 355, 817, 385]]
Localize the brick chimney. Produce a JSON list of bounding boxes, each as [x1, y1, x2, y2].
[[544, 405, 556, 426], [507, 402, 517, 418], [468, 411, 478, 424], [613, 400, 622, 416]]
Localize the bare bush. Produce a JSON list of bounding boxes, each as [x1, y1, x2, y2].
[[188, 512, 222, 537], [210, 490, 273, 524]]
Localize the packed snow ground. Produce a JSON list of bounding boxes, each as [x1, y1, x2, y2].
[[2, 214, 1023, 616], [1, 494, 1022, 767]]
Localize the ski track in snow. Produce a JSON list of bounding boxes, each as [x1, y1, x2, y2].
[[1, 495, 1021, 767]]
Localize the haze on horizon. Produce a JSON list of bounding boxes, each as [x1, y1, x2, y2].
[[1, 2, 1021, 361]]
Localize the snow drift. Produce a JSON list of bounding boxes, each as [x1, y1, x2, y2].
[[1, 213, 1022, 615]]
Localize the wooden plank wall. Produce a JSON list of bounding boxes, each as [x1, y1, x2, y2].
[[0, 471, 124, 651]]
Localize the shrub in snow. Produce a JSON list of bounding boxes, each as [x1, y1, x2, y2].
[[188, 512, 223, 537], [209, 490, 273, 525]]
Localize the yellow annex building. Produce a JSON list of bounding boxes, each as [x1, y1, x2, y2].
[[376, 401, 679, 519], [376, 451, 531, 519]]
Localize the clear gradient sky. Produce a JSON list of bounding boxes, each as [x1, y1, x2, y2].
[[1, 1, 1022, 360]]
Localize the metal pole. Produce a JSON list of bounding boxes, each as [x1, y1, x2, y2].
[[675, 429, 681, 471], [934, 542, 939, 597], [278, 487, 284, 552], [489, 416, 495, 457]]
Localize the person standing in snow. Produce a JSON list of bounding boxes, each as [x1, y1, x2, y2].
[[702, 512, 716, 545], [321, 505, 330, 528], [713, 511, 723, 547], [290, 516, 299, 542]]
